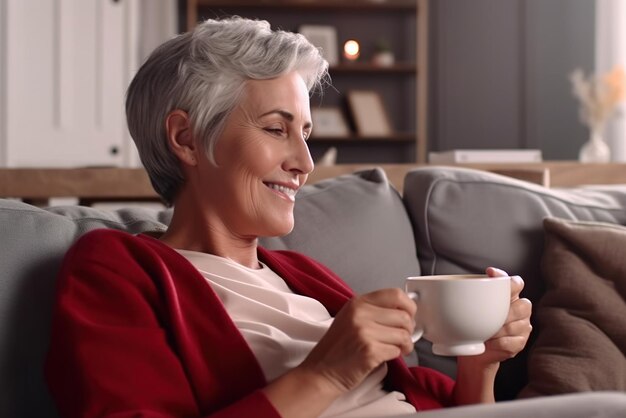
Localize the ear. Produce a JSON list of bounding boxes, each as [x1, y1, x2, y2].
[[165, 110, 197, 166]]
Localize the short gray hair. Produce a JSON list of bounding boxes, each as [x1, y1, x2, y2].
[[126, 17, 329, 206]]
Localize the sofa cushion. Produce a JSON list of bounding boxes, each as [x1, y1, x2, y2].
[[520, 217, 626, 397], [402, 166, 626, 400], [261, 168, 421, 295], [0, 200, 170, 418]]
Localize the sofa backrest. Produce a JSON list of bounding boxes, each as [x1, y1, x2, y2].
[[12, 164, 626, 412], [0, 168, 419, 417], [402, 166, 626, 400]]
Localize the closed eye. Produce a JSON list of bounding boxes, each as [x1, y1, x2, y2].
[[264, 127, 285, 136]]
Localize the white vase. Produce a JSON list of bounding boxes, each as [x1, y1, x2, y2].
[[579, 128, 611, 163]]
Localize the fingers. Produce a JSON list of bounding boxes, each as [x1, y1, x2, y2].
[[352, 291, 417, 350], [486, 267, 525, 300], [485, 314, 533, 360], [348, 300, 415, 339], [483, 335, 529, 360], [336, 289, 417, 358], [366, 322, 415, 356], [508, 297, 532, 323], [486, 266, 508, 277], [491, 316, 533, 339], [361, 288, 417, 318], [490, 298, 533, 339], [509, 276, 524, 300]]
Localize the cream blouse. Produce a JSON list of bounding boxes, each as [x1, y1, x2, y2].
[[178, 250, 416, 418]]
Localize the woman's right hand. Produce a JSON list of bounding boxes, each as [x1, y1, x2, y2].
[[262, 288, 417, 418], [298, 288, 417, 396]]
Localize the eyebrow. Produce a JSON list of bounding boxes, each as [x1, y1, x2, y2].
[[259, 109, 312, 129]]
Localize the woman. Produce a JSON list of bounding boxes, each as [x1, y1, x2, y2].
[[45, 17, 532, 417]]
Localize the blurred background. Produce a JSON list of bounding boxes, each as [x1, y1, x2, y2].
[[1, 0, 623, 167]]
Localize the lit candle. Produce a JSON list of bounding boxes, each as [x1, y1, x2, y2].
[[343, 39, 360, 62]]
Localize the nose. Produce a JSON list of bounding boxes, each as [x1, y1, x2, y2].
[[284, 133, 314, 176]]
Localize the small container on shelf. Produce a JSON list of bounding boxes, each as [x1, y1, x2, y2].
[[371, 38, 395, 67]]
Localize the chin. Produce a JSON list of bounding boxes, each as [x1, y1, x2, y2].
[[262, 218, 294, 237], [269, 225, 294, 237]]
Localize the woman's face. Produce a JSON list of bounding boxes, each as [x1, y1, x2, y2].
[[197, 71, 314, 238]]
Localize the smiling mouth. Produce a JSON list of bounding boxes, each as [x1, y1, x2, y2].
[[264, 182, 298, 201]]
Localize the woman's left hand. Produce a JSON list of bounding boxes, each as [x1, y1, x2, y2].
[[453, 267, 533, 405], [463, 267, 533, 368], [484, 267, 532, 364]]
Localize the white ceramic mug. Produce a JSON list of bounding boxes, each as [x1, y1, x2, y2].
[[405, 274, 511, 356]]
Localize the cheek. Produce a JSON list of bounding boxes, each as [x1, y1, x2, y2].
[[226, 165, 259, 196], [215, 132, 284, 204], [239, 136, 282, 175], [229, 166, 267, 212]]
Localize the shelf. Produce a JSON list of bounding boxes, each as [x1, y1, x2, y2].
[[310, 133, 415, 143], [187, 0, 428, 163], [196, 0, 417, 12], [330, 63, 416, 74]]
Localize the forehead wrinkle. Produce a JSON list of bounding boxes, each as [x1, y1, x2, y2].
[[259, 109, 294, 122]]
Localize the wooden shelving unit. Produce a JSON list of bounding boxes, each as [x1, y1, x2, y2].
[[329, 63, 416, 75], [309, 133, 414, 143], [185, 0, 429, 163], [188, 0, 417, 20]]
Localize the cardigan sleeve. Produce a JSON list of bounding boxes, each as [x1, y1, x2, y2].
[[44, 230, 280, 418]]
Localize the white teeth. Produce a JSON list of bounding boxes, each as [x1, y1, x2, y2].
[[267, 183, 297, 197]]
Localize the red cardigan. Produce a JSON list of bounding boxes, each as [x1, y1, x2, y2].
[[45, 229, 455, 418]]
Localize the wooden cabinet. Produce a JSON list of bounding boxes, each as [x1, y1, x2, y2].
[[185, 0, 429, 163]]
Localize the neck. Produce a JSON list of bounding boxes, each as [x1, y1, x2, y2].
[[160, 195, 261, 270]]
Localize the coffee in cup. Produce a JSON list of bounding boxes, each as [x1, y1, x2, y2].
[[405, 274, 510, 356]]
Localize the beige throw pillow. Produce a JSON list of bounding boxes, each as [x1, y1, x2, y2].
[[520, 217, 626, 397]]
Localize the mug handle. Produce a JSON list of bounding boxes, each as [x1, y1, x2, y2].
[[407, 292, 424, 343]]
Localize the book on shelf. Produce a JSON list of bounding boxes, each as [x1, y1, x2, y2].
[[428, 149, 543, 164]]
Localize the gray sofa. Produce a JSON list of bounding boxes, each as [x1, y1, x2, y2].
[[3, 166, 626, 417]]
